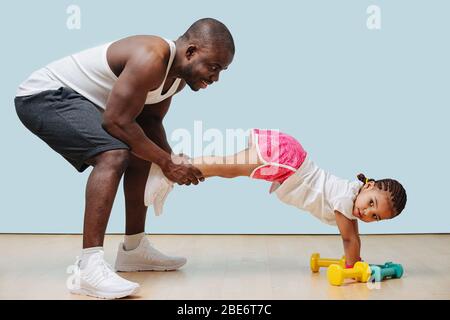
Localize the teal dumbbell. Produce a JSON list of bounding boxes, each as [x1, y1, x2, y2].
[[369, 262, 404, 282]]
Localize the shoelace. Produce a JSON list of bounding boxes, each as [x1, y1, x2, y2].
[[74, 256, 81, 268], [68, 255, 119, 289], [97, 260, 115, 279], [142, 241, 168, 261]]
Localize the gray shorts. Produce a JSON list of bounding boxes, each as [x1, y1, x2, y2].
[[14, 87, 129, 172]]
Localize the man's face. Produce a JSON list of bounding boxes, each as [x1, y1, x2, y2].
[[352, 182, 395, 223], [182, 45, 234, 91]]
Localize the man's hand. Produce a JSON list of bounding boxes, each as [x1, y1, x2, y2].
[[171, 153, 192, 165], [161, 160, 205, 186]]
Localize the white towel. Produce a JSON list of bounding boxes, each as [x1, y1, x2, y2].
[[144, 164, 173, 216]]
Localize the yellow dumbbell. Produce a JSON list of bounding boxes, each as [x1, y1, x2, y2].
[[310, 253, 346, 273], [327, 262, 372, 286]]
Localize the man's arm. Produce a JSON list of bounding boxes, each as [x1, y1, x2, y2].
[[137, 98, 174, 154], [335, 211, 361, 267], [102, 48, 202, 184], [138, 81, 187, 155]]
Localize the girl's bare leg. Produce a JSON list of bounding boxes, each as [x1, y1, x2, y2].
[[191, 144, 263, 179]]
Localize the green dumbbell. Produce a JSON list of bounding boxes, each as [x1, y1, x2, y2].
[[369, 262, 404, 282]]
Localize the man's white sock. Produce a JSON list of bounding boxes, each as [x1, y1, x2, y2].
[[80, 246, 103, 269], [124, 232, 145, 251]]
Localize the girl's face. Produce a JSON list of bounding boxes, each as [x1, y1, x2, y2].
[[352, 181, 395, 223]]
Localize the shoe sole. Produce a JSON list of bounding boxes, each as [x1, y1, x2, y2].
[[70, 286, 140, 300], [115, 262, 186, 272]]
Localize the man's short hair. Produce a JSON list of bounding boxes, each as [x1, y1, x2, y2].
[[181, 18, 235, 54]]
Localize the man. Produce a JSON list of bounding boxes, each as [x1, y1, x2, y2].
[[14, 18, 235, 299]]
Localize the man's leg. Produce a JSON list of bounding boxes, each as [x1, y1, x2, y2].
[[122, 114, 161, 236], [83, 149, 130, 248], [123, 154, 150, 236], [71, 148, 140, 300], [115, 154, 187, 271]]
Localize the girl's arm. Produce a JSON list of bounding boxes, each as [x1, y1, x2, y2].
[[352, 219, 361, 255], [335, 211, 361, 267]]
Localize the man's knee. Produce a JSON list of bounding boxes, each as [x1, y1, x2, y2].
[[88, 149, 130, 172]]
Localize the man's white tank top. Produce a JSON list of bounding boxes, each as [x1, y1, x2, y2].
[[16, 38, 182, 109]]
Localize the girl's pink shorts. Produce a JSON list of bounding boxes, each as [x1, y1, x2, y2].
[[250, 129, 307, 187]]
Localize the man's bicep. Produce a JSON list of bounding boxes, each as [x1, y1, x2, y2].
[[105, 55, 165, 124], [105, 77, 146, 124]]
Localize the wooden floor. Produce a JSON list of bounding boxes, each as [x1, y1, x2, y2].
[[0, 234, 449, 300]]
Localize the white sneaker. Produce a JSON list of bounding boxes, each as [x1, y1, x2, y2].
[[144, 163, 174, 216], [68, 250, 140, 299], [115, 236, 187, 272]]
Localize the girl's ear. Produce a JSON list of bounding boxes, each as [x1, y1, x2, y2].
[[366, 180, 376, 189]]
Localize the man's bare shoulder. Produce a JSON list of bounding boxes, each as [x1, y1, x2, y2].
[[107, 35, 171, 77]]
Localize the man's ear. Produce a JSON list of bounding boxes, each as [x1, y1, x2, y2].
[[186, 45, 197, 60]]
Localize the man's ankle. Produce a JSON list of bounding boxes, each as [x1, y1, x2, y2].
[[80, 246, 103, 269], [124, 232, 145, 251]]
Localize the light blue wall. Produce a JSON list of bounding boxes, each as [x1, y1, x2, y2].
[[1, 1, 449, 234]]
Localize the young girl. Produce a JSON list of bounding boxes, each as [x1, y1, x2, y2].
[[145, 128, 407, 267]]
